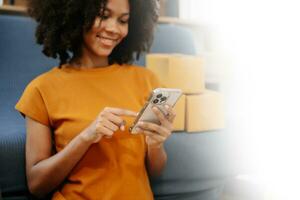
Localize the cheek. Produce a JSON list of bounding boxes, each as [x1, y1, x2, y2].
[[93, 18, 101, 28], [83, 33, 94, 47]]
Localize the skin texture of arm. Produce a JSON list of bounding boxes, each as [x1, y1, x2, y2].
[[146, 144, 167, 177], [25, 116, 95, 198]]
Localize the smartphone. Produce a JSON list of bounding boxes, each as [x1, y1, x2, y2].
[[129, 88, 182, 134]]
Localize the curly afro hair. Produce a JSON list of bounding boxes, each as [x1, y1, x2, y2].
[[27, 0, 159, 66]]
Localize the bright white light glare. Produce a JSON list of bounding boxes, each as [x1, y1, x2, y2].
[[180, 0, 300, 199]]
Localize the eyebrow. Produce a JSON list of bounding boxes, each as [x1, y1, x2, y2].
[[104, 8, 130, 17]]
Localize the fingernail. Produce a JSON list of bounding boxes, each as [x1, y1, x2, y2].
[[135, 127, 141, 132], [120, 125, 125, 131], [137, 122, 144, 126], [165, 105, 169, 109]]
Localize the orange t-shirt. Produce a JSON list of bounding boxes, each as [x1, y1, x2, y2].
[[15, 64, 161, 200]]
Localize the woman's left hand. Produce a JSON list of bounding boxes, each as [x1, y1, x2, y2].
[[136, 105, 176, 148]]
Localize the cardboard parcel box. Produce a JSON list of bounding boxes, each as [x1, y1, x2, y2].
[[146, 54, 205, 94], [186, 90, 225, 132]]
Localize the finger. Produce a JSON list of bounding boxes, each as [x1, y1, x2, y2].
[[137, 121, 170, 137], [164, 104, 176, 122], [101, 118, 119, 132], [143, 130, 166, 144], [103, 112, 126, 128], [104, 107, 138, 117], [152, 106, 172, 129], [96, 125, 114, 137], [152, 106, 168, 124], [100, 110, 128, 131]]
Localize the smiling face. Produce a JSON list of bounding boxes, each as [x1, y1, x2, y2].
[[82, 0, 130, 60]]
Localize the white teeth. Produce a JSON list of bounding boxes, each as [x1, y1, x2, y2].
[[99, 37, 115, 46], [101, 37, 116, 41]]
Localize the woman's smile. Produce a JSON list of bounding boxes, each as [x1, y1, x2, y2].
[[97, 35, 118, 47]]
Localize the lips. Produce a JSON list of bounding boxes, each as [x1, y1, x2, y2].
[[97, 35, 118, 46]]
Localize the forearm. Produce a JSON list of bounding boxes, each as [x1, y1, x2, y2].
[[146, 144, 167, 177], [28, 130, 94, 197]]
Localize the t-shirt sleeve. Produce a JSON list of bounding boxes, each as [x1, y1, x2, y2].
[[15, 80, 50, 127]]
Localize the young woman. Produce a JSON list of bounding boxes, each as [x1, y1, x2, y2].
[[15, 0, 176, 199]]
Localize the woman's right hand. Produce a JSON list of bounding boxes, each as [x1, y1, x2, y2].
[[81, 107, 138, 144]]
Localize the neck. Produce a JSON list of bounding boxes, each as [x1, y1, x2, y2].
[[70, 49, 109, 69], [70, 57, 109, 69]]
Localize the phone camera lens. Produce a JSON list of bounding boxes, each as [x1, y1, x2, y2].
[[161, 96, 167, 101], [153, 99, 159, 104], [157, 94, 162, 98]]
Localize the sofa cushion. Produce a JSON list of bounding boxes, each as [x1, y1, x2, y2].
[[151, 131, 230, 200]]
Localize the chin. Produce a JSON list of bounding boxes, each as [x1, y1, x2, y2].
[[95, 49, 113, 57]]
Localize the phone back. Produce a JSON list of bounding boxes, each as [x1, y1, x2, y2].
[[130, 88, 182, 134]]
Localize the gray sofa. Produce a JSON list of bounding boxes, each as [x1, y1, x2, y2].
[[0, 12, 231, 200]]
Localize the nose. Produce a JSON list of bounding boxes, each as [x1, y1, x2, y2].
[[104, 19, 119, 34]]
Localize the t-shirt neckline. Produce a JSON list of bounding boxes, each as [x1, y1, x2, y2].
[[56, 63, 120, 74]]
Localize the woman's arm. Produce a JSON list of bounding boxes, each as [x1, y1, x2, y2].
[[25, 107, 137, 198], [25, 116, 95, 198], [137, 105, 176, 177], [146, 144, 167, 177]]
